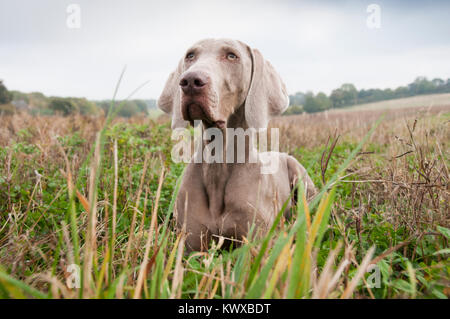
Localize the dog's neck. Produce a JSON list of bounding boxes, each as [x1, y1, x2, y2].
[[200, 103, 256, 165], [227, 103, 248, 130], [199, 104, 257, 217]]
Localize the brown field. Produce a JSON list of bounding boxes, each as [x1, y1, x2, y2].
[[273, 105, 450, 231], [327, 93, 450, 112], [0, 104, 448, 299]]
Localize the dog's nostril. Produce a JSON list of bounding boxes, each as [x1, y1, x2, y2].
[[180, 73, 208, 92], [193, 79, 204, 87], [179, 79, 188, 87]]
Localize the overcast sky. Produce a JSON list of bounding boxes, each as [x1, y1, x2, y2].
[[1, 0, 449, 100]]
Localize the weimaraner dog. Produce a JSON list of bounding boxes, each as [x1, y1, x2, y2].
[[158, 38, 317, 252]]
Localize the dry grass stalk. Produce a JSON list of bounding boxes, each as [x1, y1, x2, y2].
[[133, 165, 165, 298]]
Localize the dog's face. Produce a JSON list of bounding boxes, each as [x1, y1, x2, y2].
[[159, 38, 289, 130], [179, 39, 252, 129]]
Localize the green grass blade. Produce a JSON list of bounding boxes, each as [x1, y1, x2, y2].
[[0, 269, 47, 299], [286, 182, 308, 298]]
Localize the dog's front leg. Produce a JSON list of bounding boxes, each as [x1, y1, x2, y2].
[[175, 164, 214, 253]]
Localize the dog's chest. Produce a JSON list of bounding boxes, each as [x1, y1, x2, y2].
[[219, 167, 286, 234], [199, 162, 290, 238]]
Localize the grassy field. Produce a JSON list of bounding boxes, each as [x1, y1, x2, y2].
[[0, 103, 448, 299], [328, 93, 450, 112]]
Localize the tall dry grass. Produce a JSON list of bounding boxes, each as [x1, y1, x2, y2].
[[0, 104, 448, 299]]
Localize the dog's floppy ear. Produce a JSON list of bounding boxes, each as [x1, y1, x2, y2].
[[158, 60, 188, 129], [244, 48, 289, 129]]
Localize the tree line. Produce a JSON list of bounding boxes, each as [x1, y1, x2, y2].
[[285, 76, 450, 114], [0, 80, 157, 117], [2, 76, 450, 116]]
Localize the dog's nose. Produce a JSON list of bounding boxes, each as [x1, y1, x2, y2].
[[179, 72, 209, 95]]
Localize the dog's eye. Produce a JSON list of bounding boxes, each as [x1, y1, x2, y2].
[[227, 53, 238, 61], [186, 52, 195, 60]]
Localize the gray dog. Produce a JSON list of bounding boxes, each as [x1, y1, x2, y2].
[[158, 38, 317, 252]]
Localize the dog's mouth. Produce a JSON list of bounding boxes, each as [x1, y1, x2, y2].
[[182, 101, 225, 129]]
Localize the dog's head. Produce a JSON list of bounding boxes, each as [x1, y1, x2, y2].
[[158, 38, 289, 130]]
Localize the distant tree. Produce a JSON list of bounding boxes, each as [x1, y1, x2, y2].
[[49, 97, 76, 115], [95, 99, 151, 117], [383, 88, 394, 100], [71, 98, 99, 115], [357, 89, 369, 102], [315, 92, 332, 111], [147, 99, 157, 109], [0, 81, 12, 104], [10, 90, 30, 104], [95, 100, 111, 115], [394, 86, 410, 99], [289, 92, 306, 106], [303, 92, 316, 113], [330, 88, 345, 108], [284, 104, 303, 115], [340, 83, 358, 106], [431, 78, 444, 87], [331, 83, 358, 107], [133, 100, 149, 114], [28, 92, 49, 110], [431, 78, 445, 93], [284, 76, 450, 116], [303, 92, 331, 113], [118, 102, 140, 117], [408, 77, 435, 95]]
